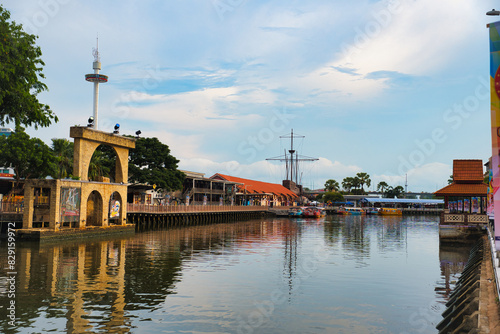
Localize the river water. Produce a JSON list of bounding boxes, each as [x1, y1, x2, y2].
[[0, 215, 472, 334]]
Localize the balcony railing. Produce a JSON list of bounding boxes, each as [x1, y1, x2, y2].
[[442, 213, 489, 225], [0, 202, 24, 214]]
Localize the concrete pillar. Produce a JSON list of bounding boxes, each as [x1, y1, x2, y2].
[[22, 182, 34, 229]]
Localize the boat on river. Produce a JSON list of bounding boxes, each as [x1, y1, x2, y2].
[[340, 207, 365, 215], [302, 207, 326, 218], [288, 207, 304, 217], [366, 208, 380, 215], [378, 208, 402, 215]]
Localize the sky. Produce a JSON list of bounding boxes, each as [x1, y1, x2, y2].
[[2, 0, 497, 192]]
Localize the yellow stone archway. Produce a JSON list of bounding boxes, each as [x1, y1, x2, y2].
[[71, 127, 135, 183], [22, 127, 136, 231]]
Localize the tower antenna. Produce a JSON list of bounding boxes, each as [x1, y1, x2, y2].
[[85, 34, 108, 129]]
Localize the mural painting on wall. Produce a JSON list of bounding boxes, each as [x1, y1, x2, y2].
[[472, 197, 479, 214], [60, 188, 81, 223], [488, 170, 494, 217], [489, 22, 500, 242], [110, 200, 120, 219]]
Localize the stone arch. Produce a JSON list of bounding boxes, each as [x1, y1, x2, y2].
[[108, 191, 123, 225], [86, 190, 103, 227], [70, 127, 135, 183], [87, 144, 118, 182]]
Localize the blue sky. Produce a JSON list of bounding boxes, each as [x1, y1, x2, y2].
[[2, 0, 497, 192]]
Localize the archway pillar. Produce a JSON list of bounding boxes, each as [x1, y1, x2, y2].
[[70, 127, 135, 182]]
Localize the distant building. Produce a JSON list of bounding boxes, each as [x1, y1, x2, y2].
[[210, 173, 298, 206], [0, 127, 13, 137]]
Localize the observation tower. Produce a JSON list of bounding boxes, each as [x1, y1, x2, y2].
[[85, 38, 108, 129]]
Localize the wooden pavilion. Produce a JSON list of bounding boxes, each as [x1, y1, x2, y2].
[[434, 160, 488, 213], [434, 159, 489, 241]]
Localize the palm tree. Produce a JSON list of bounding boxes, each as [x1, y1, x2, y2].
[[356, 172, 371, 192], [351, 177, 361, 192], [51, 138, 73, 179], [324, 179, 340, 192], [377, 181, 389, 193], [88, 149, 111, 181], [342, 177, 353, 193]]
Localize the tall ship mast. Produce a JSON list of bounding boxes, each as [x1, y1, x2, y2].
[[266, 129, 318, 195]]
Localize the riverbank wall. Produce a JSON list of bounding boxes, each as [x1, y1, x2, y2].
[[130, 210, 274, 231], [436, 235, 500, 333]]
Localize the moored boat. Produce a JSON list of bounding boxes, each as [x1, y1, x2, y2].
[[341, 207, 365, 215], [378, 208, 402, 215], [366, 208, 380, 215], [288, 207, 303, 217], [314, 207, 326, 218]]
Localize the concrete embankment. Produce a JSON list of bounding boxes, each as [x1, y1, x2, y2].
[[130, 210, 274, 231], [436, 236, 500, 333]]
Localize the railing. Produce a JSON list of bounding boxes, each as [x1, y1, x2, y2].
[[0, 202, 24, 214], [442, 213, 489, 225], [127, 204, 270, 214], [402, 208, 442, 213]]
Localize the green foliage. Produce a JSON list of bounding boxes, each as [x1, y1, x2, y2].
[[324, 179, 339, 192], [128, 137, 185, 191], [51, 138, 73, 179], [323, 191, 344, 204], [356, 172, 371, 192], [0, 129, 55, 187], [88, 146, 114, 181], [376, 181, 389, 193], [0, 6, 57, 128], [342, 176, 361, 193], [384, 185, 405, 198]]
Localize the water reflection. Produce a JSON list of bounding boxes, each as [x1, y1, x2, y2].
[[0, 217, 473, 333], [437, 244, 470, 300]]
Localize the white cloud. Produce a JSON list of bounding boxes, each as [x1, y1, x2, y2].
[[374, 162, 452, 193], [117, 87, 264, 132]]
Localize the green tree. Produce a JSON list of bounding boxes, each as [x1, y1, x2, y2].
[[342, 177, 353, 193], [377, 181, 389, 193], [0, 6, 57, 129], [51, 138, 73, 179], [351, 176, 361, 194], [356, 172, 371, 192], [385, 185, 405, 198], [0, 129, 55, 188], [128, 137, 185, 191], [324, 179, 339, 192], [323, 191, 344, 204], [88, 148, 112, 181]]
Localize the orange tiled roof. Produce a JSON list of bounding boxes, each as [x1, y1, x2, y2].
[[452, 159, 484, 183], [211, 173, 298, 197], [434, 182, 487, 196]]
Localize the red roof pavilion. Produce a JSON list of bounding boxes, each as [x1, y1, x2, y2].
[[434, 160, 487, 212]]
